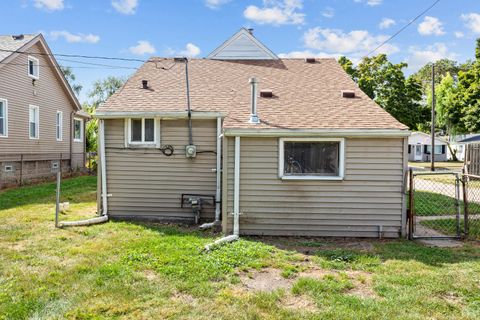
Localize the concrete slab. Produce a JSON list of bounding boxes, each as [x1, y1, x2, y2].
[[417, 239, 463, 248]]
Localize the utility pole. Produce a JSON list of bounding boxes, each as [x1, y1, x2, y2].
[[431, 64, 435, 171]]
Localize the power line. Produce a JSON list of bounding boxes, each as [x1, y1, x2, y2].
[[366, 0, 441, 57], [0, 60, 137, 70], [56, 58, 138, 70]]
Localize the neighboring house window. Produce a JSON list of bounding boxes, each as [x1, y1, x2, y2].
[[128, 118, 156, 144], [74, 118, 83, 142], [0, 98, 7, 137], [56, 111, 63, 141], [28, 56, 39, 79], [29, 105, 39, 139], [279, 138, 345, 180], [426, 145, 444, 155]]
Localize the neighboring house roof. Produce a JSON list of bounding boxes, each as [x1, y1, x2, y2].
[[458, 134, 480, 144], [207, 28, 278, 60], [408, 132, 447, 145], [0, 33, 82, 112], [97, 58, 407, 131]]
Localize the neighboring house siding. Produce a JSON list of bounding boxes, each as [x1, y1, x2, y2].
[[0, 42, 76, 155], [223, 137, 406, 237], [104, 118, 217, 221]]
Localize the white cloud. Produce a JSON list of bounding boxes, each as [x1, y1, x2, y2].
[[461, 13, 480, 34], [303, 27, 398, 55], [321, 7, 334, 18], [379, 18, 395, 29], [454, 31, 464, 38], [129, 40, 156, 56], [111, 0, 138, 15], [354, 0, 382, 7], [33, 0, 64, 11], [244, 0, 305, 26], [179, 43, 201, 57], [417, 16, 445, 36], [50, 31, 100, 43], [406, 43, 457, 71], [205, 0, 230, 9]]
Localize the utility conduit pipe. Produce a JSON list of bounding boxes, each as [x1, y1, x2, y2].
[[205, 136, 241, 251], [58, 119, 109, 227]]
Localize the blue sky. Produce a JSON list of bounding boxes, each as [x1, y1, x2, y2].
[[2, 0, 480, 103]]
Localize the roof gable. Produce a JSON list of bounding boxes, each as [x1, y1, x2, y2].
[[207, 28, 278, 60]]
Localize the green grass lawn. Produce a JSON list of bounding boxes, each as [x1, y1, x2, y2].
[[409, 161, 464, 170], [1, 177, 480, 319], [412, 191, 480, 216]]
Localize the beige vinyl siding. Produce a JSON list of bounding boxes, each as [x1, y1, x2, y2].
[[105, 119, 217, 221], [0, 42, 78, 155], [224, 137, 405, 237]]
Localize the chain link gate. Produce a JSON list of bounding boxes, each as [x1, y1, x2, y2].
[[408, 170, 463, 239]]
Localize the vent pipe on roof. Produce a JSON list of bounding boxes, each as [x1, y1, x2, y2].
[[12, 34, 24, 41], [142, 80, 148, 89], [247, 28, 254, 34], [342, 90, 355, 98], [305, 57, 316, 63], [249, 77, 260, 124]]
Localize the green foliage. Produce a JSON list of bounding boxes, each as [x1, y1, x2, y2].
[[338, 56, 357, 81], [412, 59, 466, 94], [88, 76, 126, 108], [60, 66, 82, 96]]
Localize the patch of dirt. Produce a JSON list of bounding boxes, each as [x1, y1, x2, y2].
[[281, 294, 317, 312], [442, 292, 463, 306], [171, 291, 197, 306], [240, 268, 292, 292], [142, 269, 158, 281]]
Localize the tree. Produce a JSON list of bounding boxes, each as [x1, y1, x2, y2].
[[338, 56, 357, 81], [355, 54, 426, 129], [412, 59, 465, 94], [88, 76, 126, 108], [60, 66, 82, 96]]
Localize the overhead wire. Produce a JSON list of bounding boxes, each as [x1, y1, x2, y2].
[[365, 0, 442, 57]]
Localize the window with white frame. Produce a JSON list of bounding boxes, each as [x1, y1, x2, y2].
[[28, 56, 39, 79], [73, 118, 83, 142], [29, 105, 39, 139], [279, 138, 345, 180], [56, 111, 63, 141], [426, 145, 444, 155], [128, 118, 156, 144], [0, 98, 7, 137]]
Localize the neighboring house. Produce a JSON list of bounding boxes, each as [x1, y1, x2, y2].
[[408, 132, 447, 162], [447, 134, 480, 161], [95, 28, 410, 238], [0, 34, 89, 186]]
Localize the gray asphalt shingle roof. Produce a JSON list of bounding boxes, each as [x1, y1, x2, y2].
[[0, 34, 37, 62]]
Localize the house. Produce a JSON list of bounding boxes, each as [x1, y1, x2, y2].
[[0, 34, 89, 187], [95, 28, 410, 238], [447, 134, 480, 161], [408, 132, 447, 162]]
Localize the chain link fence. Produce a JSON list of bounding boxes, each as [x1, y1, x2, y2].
[[0, 152, 97, 189], [464, 174, 480, 239]]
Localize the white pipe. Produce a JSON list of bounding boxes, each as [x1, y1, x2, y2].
[[58, 119, 109, 228], [249, 78, 259, 124], [199, 116, 223, 230], [233, 136, 240, 236], [204, 136, 241, 250]]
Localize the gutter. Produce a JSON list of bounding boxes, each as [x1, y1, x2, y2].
[[205, 136, 240, 251], [223, 128, 411, 138], [94, 111, 224, 119], [59, 119, 109, 227]]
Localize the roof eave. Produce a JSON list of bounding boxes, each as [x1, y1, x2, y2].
[[223, 128, 411, 138]]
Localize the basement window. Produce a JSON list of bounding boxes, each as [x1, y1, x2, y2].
[[4, 165, 13, 173], [128, 118, 157, 145], [279, 138, 345, 180]]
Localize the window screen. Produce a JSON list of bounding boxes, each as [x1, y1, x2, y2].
[[144, 119, 154, 142], [131, 119, 142, 141], [0, 101, 4, 136], [29, 106, 38, 139], [283, 141, 340, 176]]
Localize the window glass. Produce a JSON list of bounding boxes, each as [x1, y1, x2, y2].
[[0, 101, 4, 136], [131, 119, 142, 141], [426, 145, 443, 154], [29, 106, 38, 138], [74, 119, 82, 141], [28, 57, 39, 78], [56, 112, 62, 140], [144, 119, 154, 142], [284, 142, 339, 176]]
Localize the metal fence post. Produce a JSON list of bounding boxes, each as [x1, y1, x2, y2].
[[55, 171, 61, 228], [462, 172, 469, 239], [19, 154, 24, 186], [408, 169, 414, 240]]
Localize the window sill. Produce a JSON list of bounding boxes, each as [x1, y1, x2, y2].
[[127, 143, 157, 148], [280, 175, 344, 181], [73, 139, 83, 143], [28, 74, 39, 80]]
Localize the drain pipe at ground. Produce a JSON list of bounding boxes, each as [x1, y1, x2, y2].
[[58, 119, 109, 227], [205, 136, 241, 251], [200, 116, 223, 230]]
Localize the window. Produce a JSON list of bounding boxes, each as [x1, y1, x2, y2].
[[74, 118, 83, 142], [56, 111, 63, 141], [128, 118, 156, 145], [279, 138, 345, 180], [0, 98, 7, 137], [28, 56, 39, 79], [426, 145, 444, 155], [29, 105, 39, 139], [52, 161, 59, 169], [4, 165, 13, 173]]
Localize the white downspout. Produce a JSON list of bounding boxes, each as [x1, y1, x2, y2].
[[205, 136, 240, 250], [59, 119, 109, 227], [200, 116, 222, 229]]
